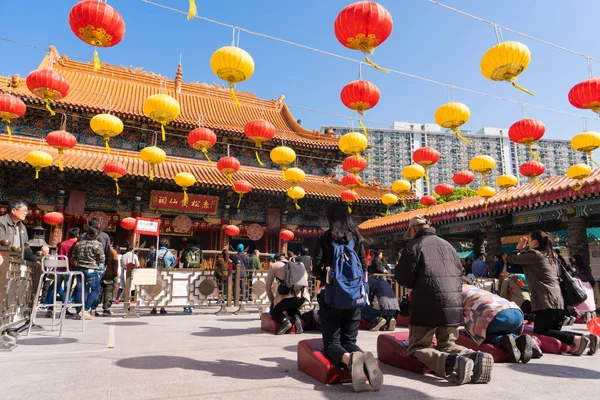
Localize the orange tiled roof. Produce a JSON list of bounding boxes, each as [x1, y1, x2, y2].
[[359, 169, 600, 234], [1, 135, 390, 203], [0, 46, 339, 149]]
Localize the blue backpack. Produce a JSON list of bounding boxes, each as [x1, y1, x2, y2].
[[324, 237, 369, 309]]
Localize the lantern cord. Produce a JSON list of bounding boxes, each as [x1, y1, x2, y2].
[[34, 167, 40, 180], [104, 139, 111, 155], [182, 188, 189, 206], [357, 119, 369, 138], [511, 81, 535, 97], [364, 57, 389, 73], [44, 99, 56, 116], [201, 149, 213, 164], [93, 48, 101, 72], [237, 193, 243, 208], [452, 128, 472, 145], [187, 0, 197, 20], [230, 87, 241, 108], [113, 178, 121, 195], [527, 145, 541, 163], [161, 123, 166, 142], [4, 123, 11, 141]]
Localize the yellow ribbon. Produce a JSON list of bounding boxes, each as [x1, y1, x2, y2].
[[237, 193, 243, 208], [230, 86, 241, 108], [452, 127, 472, 144], [202, 149, 213, 164], [113, 178, 121, 195], [44, 98, 56, 116], [510, 80, 535, 96], [527, 144, 541, 162], [35, 167, 40, 179], [93, 49, 101, 72], [187, 0, 197, 20], [364, 57, 390, 73], [104, 138, 111, 154], [358, 119, 368, 138], [182, 189, 189, 206], [161, 123, 166, 142]]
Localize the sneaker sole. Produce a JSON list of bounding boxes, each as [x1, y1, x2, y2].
[[588, 335, 599, 356], [351, 352, 368, 392], [573, 337, 590, 356], [370, 319, 386, 332], [517, 335, 533, 364], [452, 357, 474, 386], [363, 351, 383, 391], [275, 323, 292, 335], [501, 336, 521, 363], [387, 319, 396, 331], [471, 352, 493, 384]]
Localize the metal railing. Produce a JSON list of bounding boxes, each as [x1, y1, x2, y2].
[[0, 247, 37, 334]]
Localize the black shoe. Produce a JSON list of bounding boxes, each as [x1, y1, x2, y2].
[[516, 335, 533, 364], [499, 335, 521, 363], [160, 308, 167, 315], [293, 316, 303, 334], [150, 308, 157, 315], [363, 351, 383, 391], [468, 352, 494, 383], [531, 340, 543, 359], [448, 355, 474, 386], [275, 319, 292, 335], [349, 352, 368, 392]]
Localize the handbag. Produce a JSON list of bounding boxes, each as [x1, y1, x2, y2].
[[558, 264, 588, 307]]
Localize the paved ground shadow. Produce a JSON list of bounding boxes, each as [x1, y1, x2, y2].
[[191, 327, 262, 337], [17, 337, 78, 345], [507, 363, 600, 379], [104, 321, 149, 326], [378, 363, 451, 388], [215, 318, 259, 322], [283, 344, 298, 353]]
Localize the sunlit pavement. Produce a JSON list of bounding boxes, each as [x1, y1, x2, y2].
[[1, 308, 598, 400]]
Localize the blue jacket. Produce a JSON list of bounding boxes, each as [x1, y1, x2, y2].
[[149, 246, 176, 268], [472, 259, 488, 277]]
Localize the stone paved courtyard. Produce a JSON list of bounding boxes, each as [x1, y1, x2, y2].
[[1, 307, 598, 400]]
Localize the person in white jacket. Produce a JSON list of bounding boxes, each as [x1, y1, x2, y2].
[[117, 244, 139, 303]]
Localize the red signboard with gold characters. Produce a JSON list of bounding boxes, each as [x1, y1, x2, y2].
[[149, 191, 218, 214]]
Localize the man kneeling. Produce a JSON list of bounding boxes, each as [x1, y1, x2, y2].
[[361, 275, 400, 331], [396, 216, 494, 385], [266, 254, 311, 335]]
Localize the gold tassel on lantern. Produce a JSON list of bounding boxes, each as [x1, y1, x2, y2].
[[358, 120, 368, 138], [365, 57, 390, 73], [93, 48, 101, 72], [255, 148, 265, 167], [182, 188, 189, 206], [237, 193, 243, 208], [230, 86, 241, 108], [161, 124, 166, 142], [452, 127, 472, 145], [294, 200, 301, 210], [511, 80, 535, 96], [35, 168, 40, 179], [188, 0, 197, 20], [44, 98, 56, 116], [527, 145, 541, 162], [57, 150, 64, 172], [202, 149, 213, 164], [5, 124, 11, 141], [113, 178, 121, 195], [104, 138, 111, 155], [226, 173, 234, 186], [149, 166, 155, 181]]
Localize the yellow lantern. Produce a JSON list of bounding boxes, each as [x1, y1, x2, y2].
[[391, 179, 411, 206], [143, 94, 180, 142], [26, 150, 52, 179], [478, 186, 496, 211], [140, 146, 166, 181], [381, 193, 398, 216], [210, 46, 255, 108], [480, 41, 533, 96], [338, 132, 368, 158], [402, 164, 425, 194], [496, 174, 518, 201], [90, 114, 124, 154], [287, 186, 305, 210], [270, 146, 296, 179], [469, 155, 496, 187], [174, 172, 196, 206], [567, 163, 592, 191], [283, 167, 305, 186], [434, 102, 471, 144], [571, 131, 600, 167]]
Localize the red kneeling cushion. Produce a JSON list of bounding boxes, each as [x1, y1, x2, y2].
[[523, 325, 570, 354], [297, 339, 352, 384], [395, 315, 410, 327], [455, 329, 510, 363], [376, 332, 431, 375], [260, 312, 296, 334]]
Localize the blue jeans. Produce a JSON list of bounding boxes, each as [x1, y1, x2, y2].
[[45, 275, 71, 306], [74, 268, 101, 313], [89, 265, 105, 311], [486, 308, 524, 346]]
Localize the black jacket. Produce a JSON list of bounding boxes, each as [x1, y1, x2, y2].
[[395, 227, 464, 327], [296, 254, 312, 273], [0, 214, 35, 262], [368, 258, 387, 275], [313, 230, 367, 284]]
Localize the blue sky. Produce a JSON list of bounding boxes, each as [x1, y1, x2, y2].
[[2, 0, 600, 140]]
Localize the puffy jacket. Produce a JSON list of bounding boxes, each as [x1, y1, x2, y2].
[[72, 239, 105, 269], [395, 227, 464, 327], [313, 230, 367, 285]]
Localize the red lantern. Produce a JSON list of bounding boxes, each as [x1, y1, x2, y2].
[[341, 174, 363, 190], [420, 195, 437, 207], [244, 119, 275, 166], [69, 0, 126, 72], [103, 161, 127, 195], [520, 161, 545, 186], [342, 156, 367, 176], [435, 183, 453, 197], [217, 156, 241, 186], [340, 80, 380, 136], [120, 217, 136, 230], [334, 1, 393, 71], [509, 119, 545, 162], [26, 69, 71, 116], [43, 212, 64, 226], [233, 179, 252, 208], [46, 130, 77, 172], [341, 189, 359, 213], [280, 229, 295, 242], [413, 147, 440, 187], [569, 78, 600, 115], [0, 94, 26, 140], [188, 127, 217, 164], [452, 171, 474, 187], [224, 224, 240, 237]]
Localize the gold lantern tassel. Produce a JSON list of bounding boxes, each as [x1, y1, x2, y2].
[[481, 172, 487, 188], [255, 149, 265, 167], [34, 167, 40, 179], [413, 182, 422, 195], [226, 173, 234, 186], [44, 98, 56, 116], [505, 189, 511, 201], [182, 188, 189, 206], [452, 127, 472, 144], [484, 199, 489, 211], [587, 151, 600, 168], [237, 193, 243, 208], [348, 204, 352, 214], [57, 149, 64, 172], [531, 177, 541, 188], [400, 197, 406, 207], [294, 200, 301, 210], [423, 168, 430, 189], [230, 86, 241, 108], [385, 206, 390, 217], [113, 178, 121, 195], [510, 80, 535, 96], [161, 123, 166, 142], [104, 138, 111, 155], [281, 170, 286, 181], [527, 144, 541, 162], [201, 148, 213, 164], [574, 181, 584, 191], [364, 57, 390, 73], [3, 120, 12, 140], [358, 119, 368, 138], [149, 165, 155, 181], [187, 0, 197, 20], [93, 48, 101, 72]]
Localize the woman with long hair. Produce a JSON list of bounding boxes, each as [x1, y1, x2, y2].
[[313, 202, 383, 392], [509, 230, 598, 356]]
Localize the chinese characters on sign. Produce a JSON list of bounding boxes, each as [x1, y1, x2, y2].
[[149, 191, 219, 214], [134, 218, 161, 236]]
